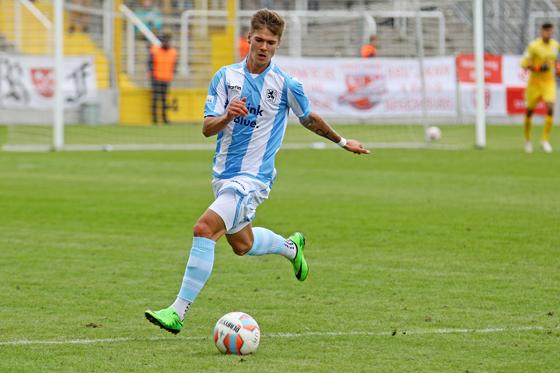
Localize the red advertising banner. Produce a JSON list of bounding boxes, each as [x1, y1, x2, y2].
[[456, 53, 503, 84], [506, 87, 547, 115]]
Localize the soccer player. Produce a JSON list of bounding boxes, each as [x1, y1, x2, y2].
[[521, 22, 560, 153], [145, 9, 369, 334]]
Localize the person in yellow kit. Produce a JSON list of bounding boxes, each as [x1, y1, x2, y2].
[[521, 22, 560, 153]]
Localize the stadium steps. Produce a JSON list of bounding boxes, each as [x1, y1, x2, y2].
[[0, 0, 109, 89]]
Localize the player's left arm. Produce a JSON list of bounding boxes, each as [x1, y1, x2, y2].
[[521, 43, 544, 72], [288, 76, 369, 155], [300, 113, 370, 155]]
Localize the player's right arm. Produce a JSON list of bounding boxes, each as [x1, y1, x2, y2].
[[203, 98, 248, 137], [202, 68, 249, 137], [521, 42, 548, 72], [521, 47, 531, 70]]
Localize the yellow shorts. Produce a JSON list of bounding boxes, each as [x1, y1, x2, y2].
[[525, 80, 556, 109]]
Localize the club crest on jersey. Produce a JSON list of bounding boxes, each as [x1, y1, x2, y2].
[[265, 88, 279, 104]]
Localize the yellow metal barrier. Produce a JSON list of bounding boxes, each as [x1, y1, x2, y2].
[[119, 88, 207, 125]]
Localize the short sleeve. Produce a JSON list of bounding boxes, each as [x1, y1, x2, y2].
[[286, 77, 311, 119], [204, 68, 228, 117], [521, 43, 535, 69]]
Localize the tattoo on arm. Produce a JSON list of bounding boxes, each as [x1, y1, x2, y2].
[[314, 128, 331, 138], [300, 116, 313, 128], [300, 113, 337, 141]]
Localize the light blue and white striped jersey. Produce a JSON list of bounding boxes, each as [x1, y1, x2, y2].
[[204, 58, 310, 187]]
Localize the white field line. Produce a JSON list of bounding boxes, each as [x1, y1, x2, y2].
[[0, 325, 557, 347]]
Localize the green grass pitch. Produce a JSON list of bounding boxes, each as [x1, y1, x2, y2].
[[0, 125, 559, 372]]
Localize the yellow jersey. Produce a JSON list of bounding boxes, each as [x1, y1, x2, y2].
[[521, 37, 560, 83]]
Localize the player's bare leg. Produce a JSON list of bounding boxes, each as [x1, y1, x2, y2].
[[226, 224, 254, 256], [542, 103, 554, 153], [524, 108, 534, 153]]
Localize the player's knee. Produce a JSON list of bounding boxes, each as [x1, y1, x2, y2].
[[193, 221, 213, 239]]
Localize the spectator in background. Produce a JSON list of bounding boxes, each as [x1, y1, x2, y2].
[[238, 29, 250, 60], [360, 35, 378, 58], [148, 33, 177, 125], [136, 0, 163, 35], [68, 0, 92, 33]]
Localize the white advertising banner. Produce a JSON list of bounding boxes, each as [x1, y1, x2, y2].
[[459, 84, 507, 116], [0, 53, 97, 109], [502, 55, 529, 87], [273, 56, 457, 117]]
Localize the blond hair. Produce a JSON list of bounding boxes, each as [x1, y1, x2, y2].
[[250, 9, 285, 39]]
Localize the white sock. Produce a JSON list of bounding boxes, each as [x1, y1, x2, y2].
[[171, 297, 192, 321], [282, 239, 297, 260], [247, 227, 297, 260], [173, 237, 215, 321]]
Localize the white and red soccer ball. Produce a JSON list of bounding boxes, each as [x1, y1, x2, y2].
[[214, 312, 260, 355], [426, 126, 442, 141]]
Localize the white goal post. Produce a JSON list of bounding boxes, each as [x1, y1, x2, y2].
[[54, 0, 64, 150], [474, 0, 486, 148]]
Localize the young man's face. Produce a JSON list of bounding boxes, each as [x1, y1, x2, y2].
[[248, 27, 280, 67], [541, 27, 553, 41]]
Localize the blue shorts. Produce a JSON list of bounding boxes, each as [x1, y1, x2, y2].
[[208, 177, 270, 234]]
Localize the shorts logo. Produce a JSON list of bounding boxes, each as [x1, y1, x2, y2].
[[265, 88, 279, 104]]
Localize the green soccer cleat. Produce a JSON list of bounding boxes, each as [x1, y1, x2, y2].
[[289, 232, 309, 281], [145, 307, 183, 335]]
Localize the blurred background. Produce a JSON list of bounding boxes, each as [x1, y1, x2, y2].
[[1, 0, 559, 149]]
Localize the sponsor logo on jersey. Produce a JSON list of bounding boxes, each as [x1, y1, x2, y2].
[[233, 102, 264, 128], [227, 82, 242, 91], [247, 103, 264, 116]]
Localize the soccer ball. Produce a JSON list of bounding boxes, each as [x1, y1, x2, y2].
[[426, 126, 442, 141], [213, 312, 260, 355]]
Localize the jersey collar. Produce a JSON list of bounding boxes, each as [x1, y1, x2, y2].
[[243, 57, 274, 79]]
